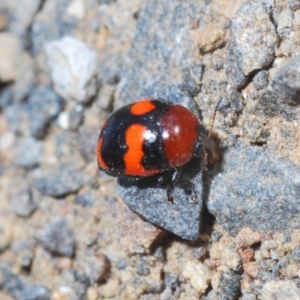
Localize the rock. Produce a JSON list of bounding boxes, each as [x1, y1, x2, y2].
[[77, 127, 98, 162], [27, 85, 63, 139], [30, 0, 77, 56], [277, 9, 293, 39], [11, 51, 35, 104], [208, 142, 300, 235], [0, 33, 21, 82], [0, 86, 12, 109], [11, 240, 34, 269], [15, 137, 41, 169], [0, 264, 50, 300], [182, 64, 204, 96], [5, 0, 42, 43], [236, 228, 262, 249], [290, 247, 300, 263], [136, 258, 150, 276], [225, 2, 277, 87], [74, 192, 94, 207], [118, 0, 206, 103], [80, 254, 110, 284], [217, 271, 241, 300], [35, 218, 75, 257], [4, 104, 28, 135], [34, 164, 83, 197], [288, 0, 300, 11], [261, 280, 300, 299], [182, 262, 212, 294], [272, 55, 300, 105], [253, 70, 268, 90], [45, 36, 99, 103], [117, 206, 165, 255], [8, 180, 37, 218], [69, 105, 84, 130]]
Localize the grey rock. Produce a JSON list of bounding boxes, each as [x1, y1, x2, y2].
[[218, 271, 241, 300], [11, 240, 34, 269], [208, 141, 300, 235], [256, 89, 297, 120], [231, 2, 277, 75], [225, 40, 247, 89], [34, 164, 83, 197], [5, 104, 28, 135], [30, 0, 76, 56], [253, 70, 268, 90], [81, 255, 110, 283], [0, 86, 12, 109], [165, 273, 178, 289], [182, 64, 204, 96], [0, 264, 50, 300], [16, 137, 41, 169], [118, 156, 204, 241], [45, 36, 99, 103], [27, 85, 63, 139], [225, 2, 277, 87], [74, 192, 94, 207], [60, 270, 89, 300], [118, 0, 205, 104], [272, 55, 300, 104], [5, 0, 42, 44], [35, 218, 75, 257], [77, 127, 99, 162], [261, 280, 300, 299], [290, 247, 300, 263], [69, 104, 84, 130], [136, 258, 150, 276], [9, 185, 37, 218], [288, 0, 300, 11], [12, 51, 35, 104], [240, 294, 256, 300], [277, 9, 293, 39]]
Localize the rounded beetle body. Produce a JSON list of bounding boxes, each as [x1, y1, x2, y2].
[[97, 99, 202, 178]]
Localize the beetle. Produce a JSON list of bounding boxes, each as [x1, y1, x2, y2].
[[96, 98, 206, 199]]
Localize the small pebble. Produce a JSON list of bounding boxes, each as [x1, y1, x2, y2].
[[35, 218, 75, 257]]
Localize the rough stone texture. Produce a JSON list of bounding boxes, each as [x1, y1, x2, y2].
[[8, 180, 37, 218], [34, 164, 83, 197], [46, 36, 99, 103], [15, 137, 41, 169], [0, 264, 50, 300], [225, 2, 277, 88], [35, 218, 75, 257], [261, 280, 300, 299], [208, 141, 300, 235], [1, 0, 300, 299], [272, 55, 300, 105], [27, 85, 63, 139], [217, 271, 241, 300], [0, 33, 21, 82]]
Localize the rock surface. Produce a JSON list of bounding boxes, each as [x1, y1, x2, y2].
[[1, 0, 300, 299]]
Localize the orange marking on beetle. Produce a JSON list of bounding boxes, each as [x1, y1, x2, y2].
[[96, 137, 109, 170], [130, 100, 156, 115], [124, 123, 160, 176]]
